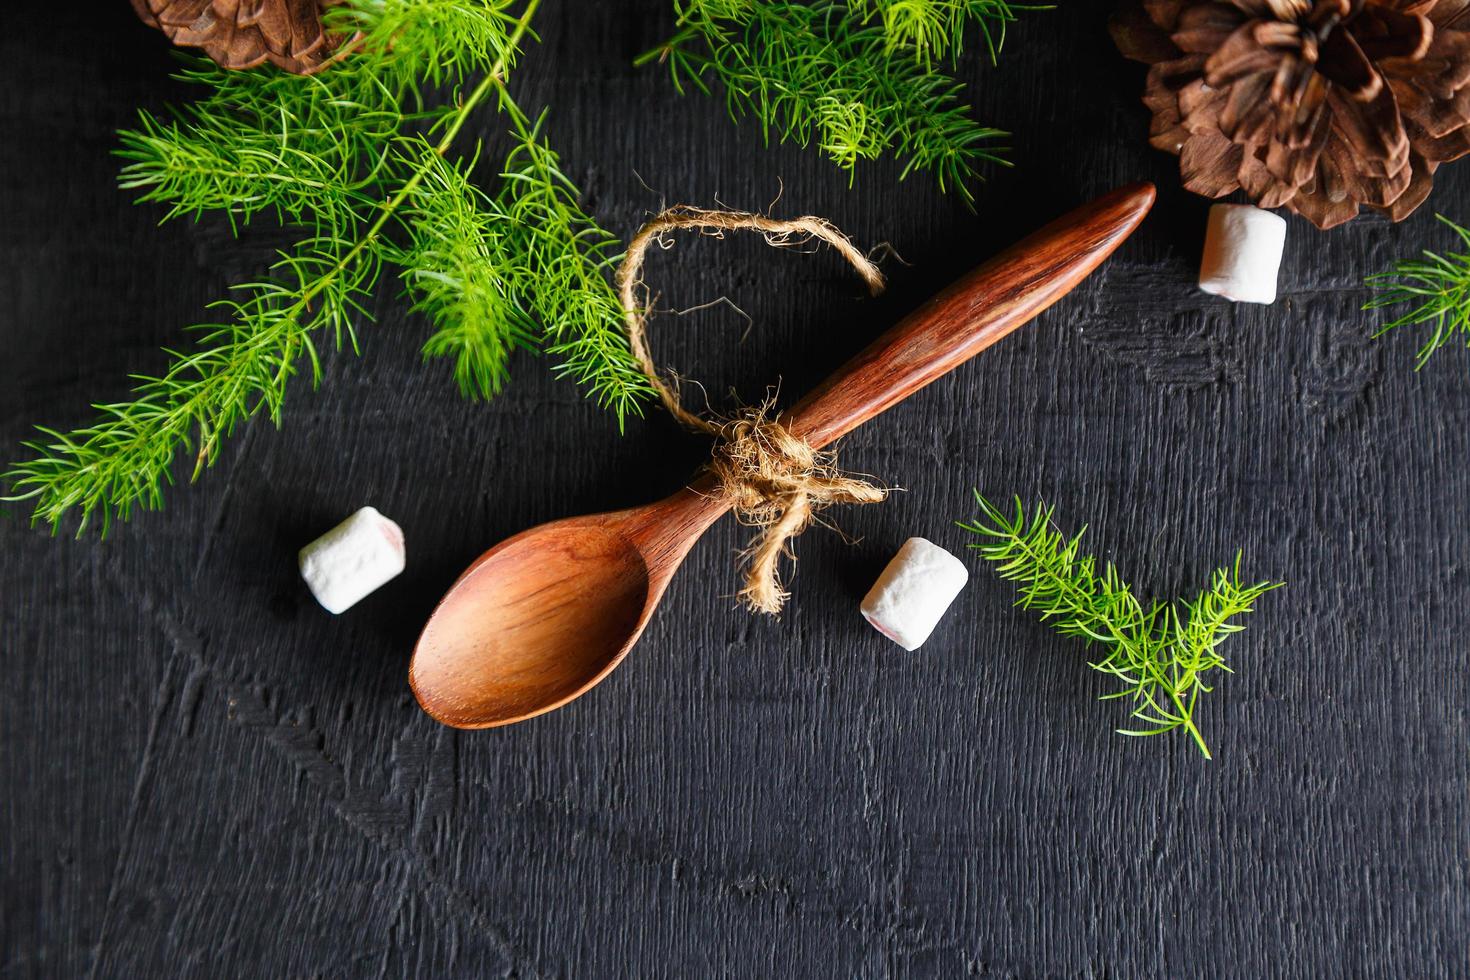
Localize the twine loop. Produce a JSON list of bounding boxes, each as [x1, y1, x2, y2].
[[616, 205, 889, 615]]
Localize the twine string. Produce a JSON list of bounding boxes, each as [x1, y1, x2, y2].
[[615, 206, 888, 615]]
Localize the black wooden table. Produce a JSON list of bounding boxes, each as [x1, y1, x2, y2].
[[4, 3, 1468, 977]]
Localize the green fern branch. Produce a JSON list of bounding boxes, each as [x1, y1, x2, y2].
[[959, 492, 1281, 759], [638, 0, 1037, 203], [487, 94, 653, 418], [1364, 213, 1470, 369], [8, 232, 376, 535], [6, 0, 653, 534], [392, 141, 536, 399], [116, 106, 383, 230], [849, 0, 1040, 65]]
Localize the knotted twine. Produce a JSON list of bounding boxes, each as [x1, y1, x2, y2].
[[616, 206, 889, 615]]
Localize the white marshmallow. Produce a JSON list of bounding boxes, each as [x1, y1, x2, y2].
[[860, 537, 969, 651], [1198, 203, 1287, 305], [298, 506, 406, 614]]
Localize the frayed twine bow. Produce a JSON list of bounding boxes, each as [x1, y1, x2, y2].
[[616, 205, 888, 614]]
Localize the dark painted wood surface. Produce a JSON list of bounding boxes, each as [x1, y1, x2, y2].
[[2, 3, 1467, 977]]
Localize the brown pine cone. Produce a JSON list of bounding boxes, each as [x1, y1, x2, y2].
[[131, 0, 350, 75], [1111, 0, 1470, 228]]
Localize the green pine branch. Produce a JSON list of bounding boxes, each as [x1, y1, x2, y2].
[[638, 0, 1041, 204], [488, 98, 650, 412], [11, 233, 375, 534], [959, 493, 1281, 759], [390, 102, 651, 410], [325, 0, 528, 91], [849, 0, 1036, 65], [1364, 213, 1470, 369], [6, 0, 653, 534], [393, 140, 538, 400]]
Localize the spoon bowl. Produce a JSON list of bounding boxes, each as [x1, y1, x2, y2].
[[411, 480, 731, 728], [410, 184, 1157, 728], [411, 519, 650, 727]]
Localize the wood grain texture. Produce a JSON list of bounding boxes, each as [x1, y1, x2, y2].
[[2, 3, 1468, 978]]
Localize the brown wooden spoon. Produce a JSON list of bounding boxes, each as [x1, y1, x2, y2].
[[410, 183, 1156, 729]]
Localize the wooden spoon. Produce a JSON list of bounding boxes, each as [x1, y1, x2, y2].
[[410, 183, 1156, 729]]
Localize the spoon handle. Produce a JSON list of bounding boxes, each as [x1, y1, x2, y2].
[[785, 183, 1155, 450]]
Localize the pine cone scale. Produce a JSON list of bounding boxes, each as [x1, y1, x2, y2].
[[1409, 115, 1470, 156], [133, 0, 351, 74], [1385, 154, 1437, 218], [1181, 130, 1248, 195], [1354, 9, 1433, 60], [1205, 23, 1284, 85], [173, 11, 232, 50], [1222, 75, 1276, 139], [1174, 6, 1246, 52], [237, 1, 296, 52], [1319, 25, 1387, 98], [1114, 0, 1470, 226]]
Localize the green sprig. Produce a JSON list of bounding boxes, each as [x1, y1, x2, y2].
[[959, 493, 1281, 759], [638, 0, 1029, 204], [1365, 213, 1470, 369], [393, 140, 536, 400], [488, 97, 653, 417], [325, 0, 527, 91], [390, 103, 653, 415], [849, 0, 1036, 65], [6, 0, 652, 534], [9, 234, 376, 535]]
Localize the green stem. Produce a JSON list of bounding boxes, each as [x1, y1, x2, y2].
[[286, 0, 542, 320], [54, 0, 546, 494], [1172, 687, 1211, 759], [632, 25, 699, 68]]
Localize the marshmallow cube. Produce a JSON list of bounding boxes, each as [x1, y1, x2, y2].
[[298, 506, 406, 614], [1198, 203, 1287, 305], [860, 537, 969, 651]]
